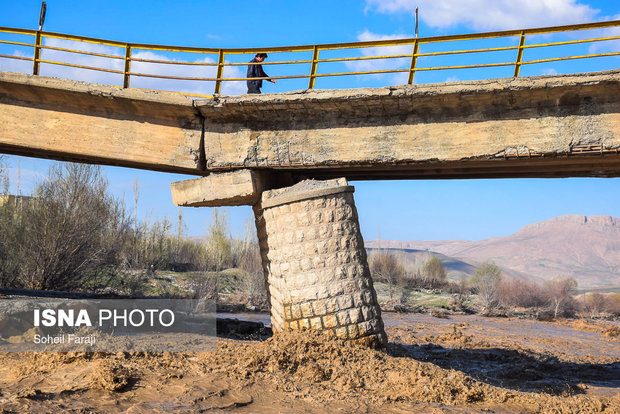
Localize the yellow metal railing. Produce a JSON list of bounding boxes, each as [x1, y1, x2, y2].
[[0, 20, 619, 98]]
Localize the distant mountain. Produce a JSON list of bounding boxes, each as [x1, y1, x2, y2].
[[366, 215, 620, 289]]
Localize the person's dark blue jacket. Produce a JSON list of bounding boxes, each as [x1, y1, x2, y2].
[[247, 58, 269, 89]]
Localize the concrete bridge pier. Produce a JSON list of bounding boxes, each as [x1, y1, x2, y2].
[[172, 171, 387, 348]]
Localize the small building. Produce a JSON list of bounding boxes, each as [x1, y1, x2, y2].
[[0, 195, 32, 208]]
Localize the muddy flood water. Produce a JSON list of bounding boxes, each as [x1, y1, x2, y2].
[[0, 312, 618, 413]]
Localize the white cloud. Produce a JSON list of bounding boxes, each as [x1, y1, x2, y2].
[[365, 0, 600, 31], [541, 68, 558, 75], [344, 30, 412, 84], [0, 50, 34, 74], [5, 167, 46, 195], [588, 14, 620, 54], [445, 76, 460, 82], [37, 38, 125, 85]]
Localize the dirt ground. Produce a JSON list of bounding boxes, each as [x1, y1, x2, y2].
[[0, 314, 618, 413]]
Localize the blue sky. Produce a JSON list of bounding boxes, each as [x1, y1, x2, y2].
[[1, 0, 619, 241]]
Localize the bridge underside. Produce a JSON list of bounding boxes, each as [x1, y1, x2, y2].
[[1, 70, 619, 180]]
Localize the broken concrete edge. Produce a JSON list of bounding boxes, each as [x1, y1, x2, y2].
[[170, 172, 354, 208], [262, 185, 354, 209], [171, 169, 265, 207], [195, 69, 620, 113], [4, 69, 618, 114]]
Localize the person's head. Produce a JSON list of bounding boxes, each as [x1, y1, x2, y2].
[[255, 52, 268, 62]]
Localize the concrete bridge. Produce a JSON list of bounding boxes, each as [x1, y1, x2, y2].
[[2, 69, 620, 347]]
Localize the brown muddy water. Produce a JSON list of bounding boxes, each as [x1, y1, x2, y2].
[[0, 312, 618, 413]]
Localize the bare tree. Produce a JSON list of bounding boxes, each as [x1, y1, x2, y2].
[[205, 208, 232, 272], [370, 250, 405, 300], [0, 160, 21, 287], [499, 278, 547, 309], [177, 207, 184, 239], [545, 276, 578, 319], [132, 175, 140, 233], [420, 255, 447, 287], [188, 272, 217, 301], [471, 260, 503, 313], [13, 163, 130, 290], [606, 293, 620, 315], [0, 156, 8, 195], [584, 292, 607, 318], [237, 218, 267, 308]]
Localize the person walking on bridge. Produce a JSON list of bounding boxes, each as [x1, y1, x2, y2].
[[247, 53, 275, 94]]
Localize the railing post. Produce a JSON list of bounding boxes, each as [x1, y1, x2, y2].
[[407, 38, 419, 85], [308, 45, 319, 89], [123, 44, 132, 88], [514, 31, 526, 77], [214, 49, 225, 95], [32, 30, 42, 75]]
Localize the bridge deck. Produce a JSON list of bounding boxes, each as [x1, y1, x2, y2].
[[1, 70, 619, 180]]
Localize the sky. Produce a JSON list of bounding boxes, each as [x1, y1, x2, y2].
[[1, 0, 619, 242]]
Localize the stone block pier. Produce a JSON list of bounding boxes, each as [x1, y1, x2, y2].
[[173, 173, 388, 347], [258, 179, 386, 347]]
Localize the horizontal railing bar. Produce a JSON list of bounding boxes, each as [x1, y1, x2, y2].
[[161, 19, 620, 55], [522, 51, 620, 65], [218, 46, 317, 54], [128, 71, 218, 81], [38, 44, 125, 60], [1, 19, 619, 96], [307, 63, 523, 78], [417, 19, 620, 45], [3, 19, 619, 59], [225, 54, 412, 67], [0, 54, 33, 62], [317, 54, 411, 63], [313, 68, 410, 77], [298, 39, 416, 53], [522, 35, 620, 49], [413, 61, 514, 71], [522, 19, 620, 36], [416, 45, 519, 57], [130, 44, 220, 54], [41, 32, 127, 48], [0, 27, 37, 36], [36, 59, 125, 74], [225, 59, 313, 66], [218, 74, 310, 81], [130, 57, 219, 66], [0, 39, 34, 48]]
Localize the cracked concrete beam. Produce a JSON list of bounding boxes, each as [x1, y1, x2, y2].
[[196, 70, 620, 178]]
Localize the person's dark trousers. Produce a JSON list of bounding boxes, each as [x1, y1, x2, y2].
[[247, 82, 261, 94]]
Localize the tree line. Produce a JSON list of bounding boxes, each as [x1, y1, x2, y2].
[[369, 249, 620, 319], [0, 161, 265, 304], [1, 159, 617, 317]]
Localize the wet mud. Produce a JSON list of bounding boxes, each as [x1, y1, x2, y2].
[[0, 314, 618, 413]]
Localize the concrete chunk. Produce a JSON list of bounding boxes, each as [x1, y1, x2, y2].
[[171, 169, 263, 207]]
